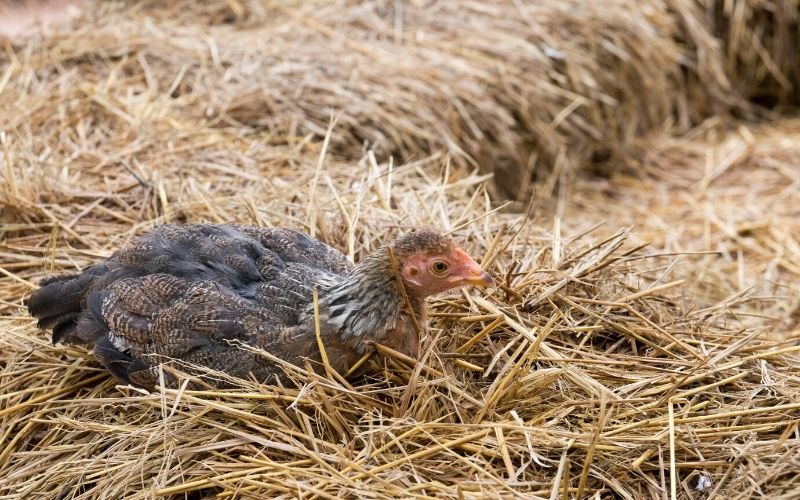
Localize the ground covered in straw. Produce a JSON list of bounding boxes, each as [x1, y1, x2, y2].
[[1, 1, 799, 499]]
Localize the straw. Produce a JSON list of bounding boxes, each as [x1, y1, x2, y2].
[[1, 1, 798, 498]]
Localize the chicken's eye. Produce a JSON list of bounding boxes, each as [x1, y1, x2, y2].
[[431, 261, 449, 274]]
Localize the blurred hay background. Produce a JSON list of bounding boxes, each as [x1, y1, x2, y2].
[[1, 0, 799, 498], [696, 0, 800, 107]]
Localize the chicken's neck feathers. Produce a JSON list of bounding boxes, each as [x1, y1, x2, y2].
[[314, 252, 420, 341]]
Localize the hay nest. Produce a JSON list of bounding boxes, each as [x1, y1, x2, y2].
[[1, 1, 799, 498], [3, 145, 799, 497]]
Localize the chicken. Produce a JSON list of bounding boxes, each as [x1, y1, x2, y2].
[[27, 224, 494, 388]]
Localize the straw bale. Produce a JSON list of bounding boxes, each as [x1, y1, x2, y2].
[[2, 0, 731, 198], [207, 0, 735, 197], [3, 0, 794, 199]]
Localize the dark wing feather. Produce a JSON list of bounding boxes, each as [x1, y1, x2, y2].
[[27, 223, 352, 386], [92, 274, 295, 387], [233, 225, 353, 274]]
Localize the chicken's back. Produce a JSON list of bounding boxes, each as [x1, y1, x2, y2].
[[27, 223, 353, 386]]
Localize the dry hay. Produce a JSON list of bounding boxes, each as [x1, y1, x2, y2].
[[3, 142, 799, 498], [5, 0, 792, 201], [3, 0, 791, 201], [1, 1, 800, 499], [697, 0, 800, 107], [554, 117, 800, 333], [2, 0, 743, 200]]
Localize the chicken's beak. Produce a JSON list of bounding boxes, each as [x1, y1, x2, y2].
[[469, 271, 496, 288], [452, 249, 495, 288], [457, 270, 494, 288]]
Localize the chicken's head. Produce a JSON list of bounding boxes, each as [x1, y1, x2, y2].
[[391, 230, 494, 298]]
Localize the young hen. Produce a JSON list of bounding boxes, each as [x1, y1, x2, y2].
[[27, 224, 493, 388]]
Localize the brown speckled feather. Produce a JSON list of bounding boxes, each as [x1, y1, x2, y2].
[[28, 223, 355, 387]]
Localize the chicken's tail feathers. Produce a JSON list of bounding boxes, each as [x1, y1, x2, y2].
[[27, 266, 110, 345]]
